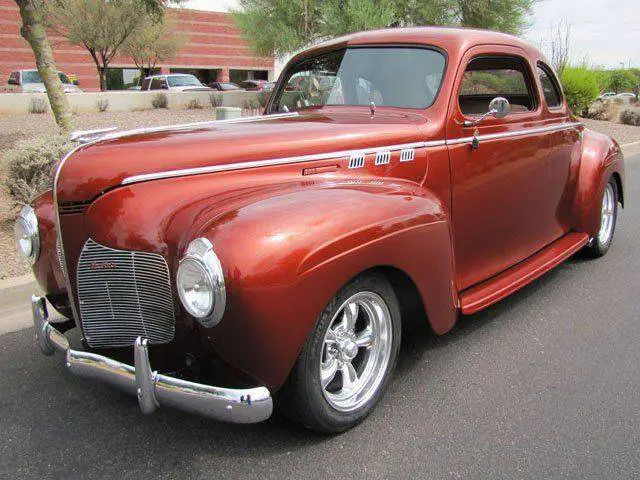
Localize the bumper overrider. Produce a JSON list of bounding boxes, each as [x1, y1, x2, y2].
[[31, 296, 273, 423]]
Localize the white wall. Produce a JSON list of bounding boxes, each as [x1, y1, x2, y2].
[[0, 90, 267, 116]]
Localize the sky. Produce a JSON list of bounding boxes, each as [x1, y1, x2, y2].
[[185, 0, 639, 68]]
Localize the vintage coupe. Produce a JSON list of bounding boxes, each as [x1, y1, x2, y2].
[[17, 28, 624, 433]]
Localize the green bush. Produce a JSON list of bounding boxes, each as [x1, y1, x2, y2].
[[620, 108, 640, 126], [4, 134, 73, 205], [151, 93, 168, 109], [608, 69, 637, 93], [561, 67, 600, 115]]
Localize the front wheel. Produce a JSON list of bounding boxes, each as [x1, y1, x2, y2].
[[279, 273, 401, 433], [585, 177, 618, 257]]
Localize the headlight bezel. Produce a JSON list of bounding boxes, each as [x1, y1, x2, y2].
[[176, 238, 226, 327], [14, 205, 40, 264]]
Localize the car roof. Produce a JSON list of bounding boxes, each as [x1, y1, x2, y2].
[[291, 26, 544, 67], [145, 74, 197, 79]]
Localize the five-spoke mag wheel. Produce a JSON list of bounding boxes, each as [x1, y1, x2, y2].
[[279, 273, 401, 433], [320, 292, 393, 412]]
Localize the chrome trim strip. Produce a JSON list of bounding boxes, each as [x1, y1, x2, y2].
[[32, 296, 272, 424], [122, 140, 446, 185], [446, 122, 582, 146], [90, 112, 300, 143]]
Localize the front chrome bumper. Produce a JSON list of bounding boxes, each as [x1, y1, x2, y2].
[[31, 295, 273, 423]]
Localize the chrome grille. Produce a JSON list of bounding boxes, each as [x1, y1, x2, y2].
[[55, 237, 64, 273], [77, 239, 175, 348]]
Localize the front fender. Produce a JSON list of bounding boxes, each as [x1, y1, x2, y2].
[[197, 179, 457, 390], [86, 174, 457, 390], [573, 129, 625, 235]]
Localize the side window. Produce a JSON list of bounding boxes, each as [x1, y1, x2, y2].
[[459, 55, 537, 116], [537, 63, 562, 108], [141, 78, 151, 90], [150, 78, 162, 90]]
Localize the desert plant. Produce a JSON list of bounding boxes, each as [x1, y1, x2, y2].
[[257, 90, 270, 109], [241, 98, 258, 110], [585, 101, 620, 122], [27, 97, 49, 114], [186, 98, 204, 110], [4, 134, 74, 205], [210, 93, 223, 108], [561, 67, 599, 115], [95, 98, 109, 112], [151, 92, 168, 109], [620, 108, 640, 126]]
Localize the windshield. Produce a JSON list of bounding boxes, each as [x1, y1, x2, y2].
[[22, 71, 71, 84], [273, 47, 446, 112], [167, 75, 202, 87]]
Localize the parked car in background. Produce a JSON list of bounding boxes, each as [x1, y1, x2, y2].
[[613, 92, 637, 103], [596, 92, 616, 101], [208, 82, 244, 91], [140, 74, 213, 92], [21, 27, 624, 434], [5, 69, 82, 93], [239, 79, 274, 91]]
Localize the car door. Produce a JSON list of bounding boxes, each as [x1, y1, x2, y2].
[[447, 46, 567, 291]]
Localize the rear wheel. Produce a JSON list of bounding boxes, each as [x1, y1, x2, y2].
[[585, 178, 618, 258], [279, 273, 401, 433]]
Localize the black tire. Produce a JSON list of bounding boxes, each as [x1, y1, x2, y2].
[[278, 273, 401, 433], [585, 177, 618, 258]]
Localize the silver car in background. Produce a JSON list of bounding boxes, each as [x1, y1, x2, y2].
[[5, 69, 82, 93]]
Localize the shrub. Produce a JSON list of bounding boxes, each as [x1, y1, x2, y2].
[[209, 93, 223, 108], [608, 69, 637, 93], [4, 134, 73, 205], [620, 108, 640, 126], [561, 67, 600, 115], [186, 98, 204, 110], [241, 98, 258, 110], [27, 97, 48, 114], [257, 91, 270, 109], [95, 98, 109, 112], [151, 93, 168, 109], [586, 101, 620, 121]]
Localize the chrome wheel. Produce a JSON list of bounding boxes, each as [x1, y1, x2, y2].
[[319, 291, 393, 412], [598, 183, 615, 246]]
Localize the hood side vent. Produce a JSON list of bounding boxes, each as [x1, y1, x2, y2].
[[59, 201, 92, 215]]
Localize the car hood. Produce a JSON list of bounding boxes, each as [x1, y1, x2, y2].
[[56, 110, 431, 203], [23, 82, 79, 93], [172, 86, 212, 92]]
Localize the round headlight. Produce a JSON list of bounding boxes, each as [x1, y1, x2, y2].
[[177, 258, 214, 318], [14, 205, 39, 264], [176, 238, 226, 327]]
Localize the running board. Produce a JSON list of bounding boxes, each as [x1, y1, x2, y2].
[[459, 232, 589, 315]]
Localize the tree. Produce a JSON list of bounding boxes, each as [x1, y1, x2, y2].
[[235, 0, 538, 57], [14, 0, 75, 133], [607, 69, 637, 93], [13, 0, 179, 131], [46, 0, 154, 91], [453, 0, 535, 35], [549, 19, 571, 76], [123, 18, 188, 81]]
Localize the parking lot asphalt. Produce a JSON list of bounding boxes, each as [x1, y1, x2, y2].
[[0, 155, 638, 480]]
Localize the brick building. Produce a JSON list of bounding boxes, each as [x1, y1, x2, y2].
[[0, 1, 274, 91]]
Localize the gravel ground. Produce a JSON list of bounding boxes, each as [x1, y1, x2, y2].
[[0, 110, 638, 279], [582, 117, 640, 145]]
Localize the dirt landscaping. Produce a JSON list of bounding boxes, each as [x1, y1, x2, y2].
[[1, 110, 639, 279]]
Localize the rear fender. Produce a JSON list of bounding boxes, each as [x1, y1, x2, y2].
[[573, 129, 625, 236]]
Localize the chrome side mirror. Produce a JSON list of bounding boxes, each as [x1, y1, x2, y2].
[[464, 96, 511, 127], [489, 97, 510, 118]]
